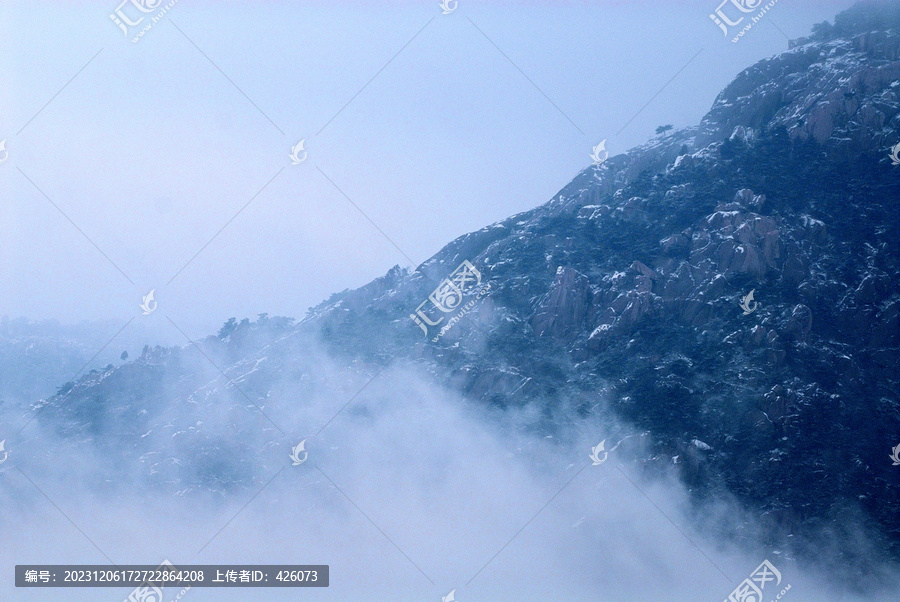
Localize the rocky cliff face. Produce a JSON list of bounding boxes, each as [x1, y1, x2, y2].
[[32, 0, 900, 575]]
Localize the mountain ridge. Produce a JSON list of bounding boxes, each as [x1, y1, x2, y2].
[[24, 0, 900, 582]]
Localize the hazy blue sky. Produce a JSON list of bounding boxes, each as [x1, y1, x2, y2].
[[1, 0, 856, 341]]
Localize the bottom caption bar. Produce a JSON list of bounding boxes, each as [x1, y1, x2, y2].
[[16, 564, 328, 587]]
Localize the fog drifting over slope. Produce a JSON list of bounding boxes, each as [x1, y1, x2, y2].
[[2, 350, 897, 601]]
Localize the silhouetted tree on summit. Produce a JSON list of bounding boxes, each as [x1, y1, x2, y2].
[[218, 318, 238, 340]]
